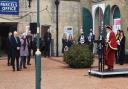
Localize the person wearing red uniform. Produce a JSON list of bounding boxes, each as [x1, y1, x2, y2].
[[105, 25, 117, 71]]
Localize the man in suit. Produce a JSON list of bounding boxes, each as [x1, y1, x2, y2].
[[26, 34, 32, 65], [44, 29, 52, 57], [78, 32, 88, 44], [11, 31, 21, 71], [88, 29, 95, 52], [7, 32, 13, 66]]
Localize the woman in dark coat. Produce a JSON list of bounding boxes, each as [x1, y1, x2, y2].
[[77, 32, 88, 44], [118, 30, 125, 65], [115, 30, 120, 64], [43, 31, 52, 57], [62, 33, 68, 53], [20, 34, 29, 69], [67, 34, 73, 48]]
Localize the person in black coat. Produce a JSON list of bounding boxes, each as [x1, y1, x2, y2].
[[62, 33, 68, 53], [78, 32, 88, 44], [67, 34, 73, 48], [6, 32, 13, 66], [26, 35, 32, 65], [88, 30, 95, 52], [32, 37, 37, 56], [115, 30, 120, 64], [118, 30, 125, 65], [11, 31, 21, 71], [44, 30, 52, 57]]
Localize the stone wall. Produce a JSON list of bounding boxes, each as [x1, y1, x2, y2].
[[59, 1, 80, 55], [29, 0, 81, 56]]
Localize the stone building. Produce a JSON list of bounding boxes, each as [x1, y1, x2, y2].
[[0, 0, 80, 56], [81, 0, 128, 46], [30, 0, 81, 56], [0, 0, 128, 56]]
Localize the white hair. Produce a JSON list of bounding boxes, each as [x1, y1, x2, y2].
[[13, 31, 17, 35]]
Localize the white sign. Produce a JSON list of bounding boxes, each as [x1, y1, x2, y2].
[[0, 0, 19, 15], [113, 18, 121, 33], [64, 26, 73, 38]]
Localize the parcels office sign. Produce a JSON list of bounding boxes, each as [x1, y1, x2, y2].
[[0, 0, 19, 15]]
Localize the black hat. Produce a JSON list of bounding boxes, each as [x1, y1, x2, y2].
[[105, 25, 112, 30]]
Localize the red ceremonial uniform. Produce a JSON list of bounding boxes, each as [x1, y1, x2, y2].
[[106, 31, 117, 70]]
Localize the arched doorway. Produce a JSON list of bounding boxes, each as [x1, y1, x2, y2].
[[94, 7, 103, 40], [82, 8, 93, 36], [103, 5, 110, 38], [111, 5, 121, 33], [93, 7, 104, 54]]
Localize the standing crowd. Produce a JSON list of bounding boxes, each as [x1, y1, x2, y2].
[[62, 26, 126, 71], [105, 25, 126, 71], [6, 26, 126, 71], [7, 31, 32, 71], [62, 30, 95, 54], [62, 33, 74, 53], [7, 30, 52, 71]]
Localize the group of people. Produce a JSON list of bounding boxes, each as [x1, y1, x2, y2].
[[32, 30, 52, 57], [7, 31, 32, 71], [62, 33, 74, 53], [76, 25, 125, 71], [7, 30, 52, 71], [104, 25, 125, 71], [116, 29, 125, 65], [61, 30, 95, 54], [6, 27, 124, 71], [61, 25, 126, 71]]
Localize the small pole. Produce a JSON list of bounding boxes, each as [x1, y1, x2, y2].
[[55, 0, 60, 57], [35, 0, 41, 89]]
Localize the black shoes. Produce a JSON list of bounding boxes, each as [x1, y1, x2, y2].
[[17, 69, 21, 71], [27, 63, 31, 65], [23, 66, 27, 69], [20, 66, 27, 69], [13, 68, 15, 71]]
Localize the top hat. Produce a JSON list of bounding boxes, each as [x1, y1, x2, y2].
[[105, 25, 112, 30]]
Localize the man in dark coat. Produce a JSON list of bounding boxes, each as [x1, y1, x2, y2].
[[88, 29, 95, 52], [6, 32, 13, 66], [118, 30, 125, 65], [44, 30, 52, 57], [32, 37, 37, 56], [78, 32, 88, 44], [11, 31, 21, 71], [26, 35, 32, 65]]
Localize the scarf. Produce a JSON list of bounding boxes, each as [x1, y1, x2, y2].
[[23, 38, 26, 50]]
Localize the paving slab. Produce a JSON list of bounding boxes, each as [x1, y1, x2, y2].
[[0, 57, 128, 89]]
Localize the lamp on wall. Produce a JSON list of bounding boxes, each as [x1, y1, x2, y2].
[[27, 0, 32, 8]]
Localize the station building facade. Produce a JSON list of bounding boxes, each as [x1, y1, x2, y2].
[[81, 0, 128, 47], [1, 0, 128, 56], [0, 0, 80, 56]]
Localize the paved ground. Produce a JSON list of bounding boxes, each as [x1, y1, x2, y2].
[[0, 57, 128, 89]]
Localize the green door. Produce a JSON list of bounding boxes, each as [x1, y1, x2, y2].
[[103, 5, 110, 37], [103, 5, 110, 25], [113, 6, 120, 19], [82, 8, 93, 36]]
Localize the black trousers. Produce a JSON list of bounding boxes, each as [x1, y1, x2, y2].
[[44, 44, 50, 57], [12, 50, 20, 70], [20, 56, 27, 68], [27, 49, 31, 64], [7, 49, 12, 65]]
